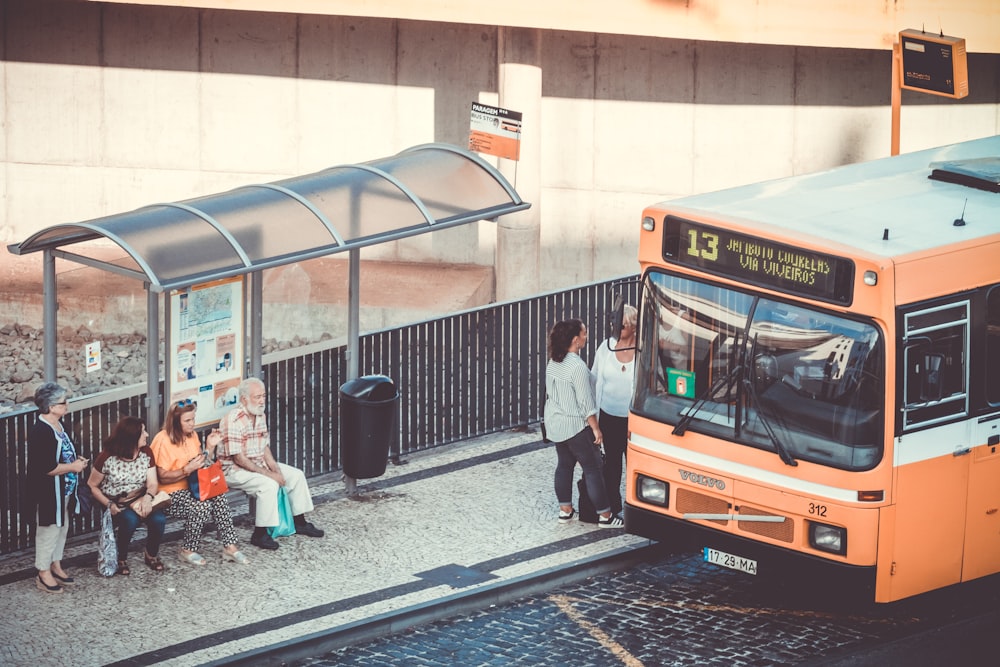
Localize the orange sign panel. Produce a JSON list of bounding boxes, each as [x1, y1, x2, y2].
[[468, 102, 522, 161]]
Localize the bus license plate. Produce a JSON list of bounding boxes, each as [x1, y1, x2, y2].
[[703, 547, 757, 575]]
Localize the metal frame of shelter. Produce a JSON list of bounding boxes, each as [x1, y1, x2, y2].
[[7, 143, 530, 432]]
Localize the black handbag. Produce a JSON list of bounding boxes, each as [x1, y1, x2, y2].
[[75, 483, 96, 514]]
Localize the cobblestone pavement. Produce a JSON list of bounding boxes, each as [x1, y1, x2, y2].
[[5, 425, 999, 667], [0, 428, 647, 667], [297, 545, 1000, 667]]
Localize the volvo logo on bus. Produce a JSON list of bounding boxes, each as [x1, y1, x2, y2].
[[679, 469, 726, 490]]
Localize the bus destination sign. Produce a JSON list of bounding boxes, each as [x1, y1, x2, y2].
[[663, 216, 855, 305]]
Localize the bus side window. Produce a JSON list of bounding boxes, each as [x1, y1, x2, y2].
[[902, 302, 969, 429], [987, 287, 1000, 405]]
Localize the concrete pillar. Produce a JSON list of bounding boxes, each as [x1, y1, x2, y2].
[[496, 27, 542, 302]]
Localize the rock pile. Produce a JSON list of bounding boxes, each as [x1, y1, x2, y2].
[[0, 323, 332, 415], [0, 323, 151, 414]]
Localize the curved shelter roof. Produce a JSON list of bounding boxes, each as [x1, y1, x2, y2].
[[8, 143, 529, 292]]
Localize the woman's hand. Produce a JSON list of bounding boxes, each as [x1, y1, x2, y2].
[[591, 426, 604, 446], [183, 453, 206, 475], [205, 429, 223, 451], [72, 457, 88, 473], [134, 496, 151, 518]]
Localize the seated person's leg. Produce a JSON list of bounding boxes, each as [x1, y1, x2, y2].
[[115, 509, 142, 559], [278, 463, 315, 516]]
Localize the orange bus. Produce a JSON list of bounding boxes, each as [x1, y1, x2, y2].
[[623, 135, 1000, 602]]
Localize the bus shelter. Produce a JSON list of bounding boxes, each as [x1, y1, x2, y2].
[[7, 143, 530, 431]]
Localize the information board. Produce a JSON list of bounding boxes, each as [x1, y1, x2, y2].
[[899, 29, 969, 99], [168, 276, 244, 426]]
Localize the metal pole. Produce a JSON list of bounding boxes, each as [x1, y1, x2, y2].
[[42, 250, 57, 382], [344, 247, 361, 495], [250, 273, 263, 379], [891, 40, 902, 156], [148, 289, 160, 430]]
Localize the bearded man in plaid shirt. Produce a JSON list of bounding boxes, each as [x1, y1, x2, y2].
[[218, 377, 324, 550]]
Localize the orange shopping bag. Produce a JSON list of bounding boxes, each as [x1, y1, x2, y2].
[[188, 460, 229, 501]]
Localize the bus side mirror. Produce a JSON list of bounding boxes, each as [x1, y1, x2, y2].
[[610, 294, 625, 340]]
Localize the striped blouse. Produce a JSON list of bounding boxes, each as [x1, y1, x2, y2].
[[543, 352, 598, 443]]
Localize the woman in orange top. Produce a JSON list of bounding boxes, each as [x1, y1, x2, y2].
[[149, 399, 249, 566]]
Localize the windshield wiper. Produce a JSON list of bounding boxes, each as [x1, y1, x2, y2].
[[741, 334, 797, 467]]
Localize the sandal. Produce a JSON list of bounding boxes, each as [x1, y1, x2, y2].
[[144, 552, 165, 572], [179, 550, 207, 566], [117, 560, 131, 576]]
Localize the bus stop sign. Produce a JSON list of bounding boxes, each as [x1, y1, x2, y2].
[[899, 29, 969, 99]]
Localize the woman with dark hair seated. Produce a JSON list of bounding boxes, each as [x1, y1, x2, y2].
[[88, 416, 168, 574]]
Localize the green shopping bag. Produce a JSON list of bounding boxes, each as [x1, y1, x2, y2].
[[268, 487, 296, 538]]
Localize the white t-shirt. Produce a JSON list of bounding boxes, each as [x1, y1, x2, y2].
[[591, 337, 635, 417]]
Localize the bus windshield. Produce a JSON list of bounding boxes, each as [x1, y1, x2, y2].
[[633, 271, 884, 471]]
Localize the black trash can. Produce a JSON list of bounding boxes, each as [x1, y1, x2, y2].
[[339, 375, 399, 479]]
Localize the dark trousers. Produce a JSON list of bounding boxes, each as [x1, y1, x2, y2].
[[555, 428, 611, 515], [599, 411, 628, 515], [114, 507, 166, 558]]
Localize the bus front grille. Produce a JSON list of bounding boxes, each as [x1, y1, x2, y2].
[[676, 488, 729, 525], [737, 505, 794, 543]]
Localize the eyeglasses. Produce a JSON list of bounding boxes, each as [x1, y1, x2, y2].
[[175, 398, 198, 408]]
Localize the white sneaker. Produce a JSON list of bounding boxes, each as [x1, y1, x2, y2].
[[597, 514, 624, 528]]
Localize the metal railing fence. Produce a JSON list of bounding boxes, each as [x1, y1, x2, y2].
[[0, 275, 639, 555]]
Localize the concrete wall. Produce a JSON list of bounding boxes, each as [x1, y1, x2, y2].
[[2, 1, 999, 313]]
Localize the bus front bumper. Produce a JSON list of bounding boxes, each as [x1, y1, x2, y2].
[[625, 501, 876, 602]]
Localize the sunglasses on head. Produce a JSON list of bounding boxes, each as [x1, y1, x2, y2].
[[175, 398, 197, 408]]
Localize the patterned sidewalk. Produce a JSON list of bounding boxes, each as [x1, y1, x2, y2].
[[0, 427, 648, 667]]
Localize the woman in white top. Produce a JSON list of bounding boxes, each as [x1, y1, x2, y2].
[[590, 304, 637, 519]]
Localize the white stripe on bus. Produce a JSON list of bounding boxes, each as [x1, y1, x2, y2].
[[631, 433, 859, 503]]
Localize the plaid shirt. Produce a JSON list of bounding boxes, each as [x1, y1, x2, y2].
[[218, 403, 270, 470]]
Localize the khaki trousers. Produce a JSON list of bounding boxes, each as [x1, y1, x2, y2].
[[224, 462, 314, 527]]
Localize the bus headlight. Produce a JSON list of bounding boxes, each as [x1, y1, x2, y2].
[[809, 522, 847, 556], [637, 474, 669, 507]]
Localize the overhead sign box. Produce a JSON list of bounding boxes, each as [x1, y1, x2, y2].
[[899, 29, 969, 99]]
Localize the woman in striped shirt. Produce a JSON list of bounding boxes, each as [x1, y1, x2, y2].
[[543, 319, 623, 528]]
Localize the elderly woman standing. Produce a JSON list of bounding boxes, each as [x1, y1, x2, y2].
[[150, 399, 249, 566], [88, 416, 168, 575], [590, 304, 638, 520], [26, 382, 89, 594], [544, 319, 623, 528]]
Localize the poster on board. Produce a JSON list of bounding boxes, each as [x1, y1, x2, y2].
[[168, 276, 244, 426]]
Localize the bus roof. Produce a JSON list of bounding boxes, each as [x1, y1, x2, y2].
[[656, 135, 1000, 261]]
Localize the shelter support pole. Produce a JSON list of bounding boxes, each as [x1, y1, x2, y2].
[[496, 26, 542, 301], [250, 272, 263, 379], [147, 289, 160, 430], [344, 247, 361, 495], [43, 250, 57, 382]]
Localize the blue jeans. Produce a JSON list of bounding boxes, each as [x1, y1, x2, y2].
[[554, 427, 611, 515], [114, 507, 166, 558]]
